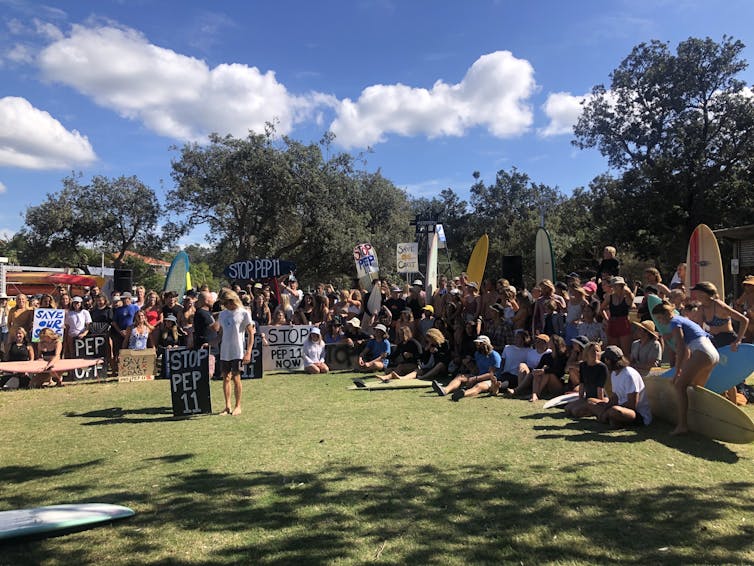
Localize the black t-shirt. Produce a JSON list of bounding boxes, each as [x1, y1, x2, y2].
[[537, 352, 567, 378], [385, 298, 407, 322], [163, 304, 183, 320], [193, 308, 214, 349], [579, 361, 608, 398], [391, 338, 422, 364], [420, 341, 450, 368]]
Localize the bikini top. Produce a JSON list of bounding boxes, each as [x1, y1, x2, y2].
[[703, 303, 731, 328]]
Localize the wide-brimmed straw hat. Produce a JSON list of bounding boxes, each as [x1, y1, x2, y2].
[[631, 319, 658, 339]]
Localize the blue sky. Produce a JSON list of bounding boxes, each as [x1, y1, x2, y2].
[[2, 0, 754, 245]]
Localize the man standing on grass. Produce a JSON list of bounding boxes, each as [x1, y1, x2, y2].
[[212, 290, 255, 416]]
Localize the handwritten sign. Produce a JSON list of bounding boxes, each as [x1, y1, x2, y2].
[[32, 309, 65, 342], [224, 259, 297, 281], [70, 336, 108, 381], [325, 343, 359, 370], [254, 325, 310, 372], [240, 333, 264, 379], [167, 348, 212, 416], [396, 242, 419, 273], [118, 348, 156, 381], [354, 243, 379, 288]]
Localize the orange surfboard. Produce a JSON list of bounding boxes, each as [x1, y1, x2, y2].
[[686, 224, 724, 294]]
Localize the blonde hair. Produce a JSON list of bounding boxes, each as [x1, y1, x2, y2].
[[39, 328, 61, 342], [425, 328, 446, 346], [221, 290, 244, 309]]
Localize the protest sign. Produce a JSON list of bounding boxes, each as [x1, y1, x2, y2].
[[325, 343, 359, 370], [224, 259, 297, 281], [240, 333, 264, 379], [354, 243, 379, 288], [69, 335, 108, 381], [396, 242, 419, 273], [118, 348, 156, 381], [257, 325, 311, 372], [32, 309, 65, 343], [167, 348, 211, 416]]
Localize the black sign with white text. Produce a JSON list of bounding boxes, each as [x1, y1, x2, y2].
[[168, 348, 212, 417], [70, 336, 108, 381]]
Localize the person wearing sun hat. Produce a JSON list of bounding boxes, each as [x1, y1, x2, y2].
[[356, 323, 391, 372], [302, 327, 329, 374], [600, 275, 635, 356], [629, 320, 662, 377], [432, 335, 502, 401]]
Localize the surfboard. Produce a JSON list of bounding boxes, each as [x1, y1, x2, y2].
[[647, 294, 678, 349], [366, 281, 383, 316], [164, 251, 190, 298], [686, 224, 724, 294], [0, 358, 104, 374], [348, 378, 432, 390], [535, 227, 556, 284], [644, 374, 754, 443], [0, 503, 135, 542], [466, 234, 489, 287], [426, 231, 439, 298], [354, 243, 379, 290], [543, 391, 580, 409], [700, 344, 754, 394]]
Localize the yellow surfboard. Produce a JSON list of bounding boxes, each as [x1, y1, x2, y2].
[[644, 374, 754, 444], [685, 224, 724, 294], [465, 234, 489, 287]]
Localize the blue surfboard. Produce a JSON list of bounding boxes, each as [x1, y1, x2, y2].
[[0, 503, 134, 542], [659, 344, 754, 394]]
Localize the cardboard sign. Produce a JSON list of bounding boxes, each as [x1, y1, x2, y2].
[[70, 335, 108, 381], [32, 309, 65, 343], [118, 348, 156, 380], [241, 333, 264, 379], [354, 243, 379, 289], [224, 259, 297, 281], [396, 242, 419, 273], [325, 343, 359, 370], [257, 325, 311, 372], [167, 348, 211, 417]]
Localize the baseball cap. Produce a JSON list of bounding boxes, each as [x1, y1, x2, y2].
[[473, 335, 491, 346], [309, 327, 321, 336], [602, 345, 624, 362], [121, 292, 132, 298], [373, 323, 387, 334], [571, 335, 590, 348], [347, 318, 361, 328], [422, 305, 434, 313], [72, 296, 83, 303], [535, 333, 550, 343]]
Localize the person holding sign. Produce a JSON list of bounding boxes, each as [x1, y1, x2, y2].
[[212, 290, 255, 416]]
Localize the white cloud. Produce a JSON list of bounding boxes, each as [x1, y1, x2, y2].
[[0, 228, 16, 240], [330, 51, 536, 148], [0, 96, 97, 169], [38, 24, 336, 140], [7, 43, 33, 64], [539, 92, 589, 137], [0, 181, 6, 193]]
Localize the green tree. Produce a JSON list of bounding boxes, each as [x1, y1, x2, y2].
[[574, 36, 754, 268], [23, 174, 174, 269], [169, 131, 413, 286]]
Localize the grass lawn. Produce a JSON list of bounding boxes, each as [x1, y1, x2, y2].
[[2, 372, 754, 565]]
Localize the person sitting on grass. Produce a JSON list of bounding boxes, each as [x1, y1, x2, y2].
[[376, 325, 423, 382], [302, 327, 329, 374], [496, 330, 532, 390], [528, 334, 571, 402], [629, 320, 662, 377], [588, 345, 652, 427], [432, 335, 502, 401], [564, 342, 608, 418], [356, 323, 391, 372], [381, 328, 450, 384], [505, 333, 551, 398], [29, 328, 63, 388]]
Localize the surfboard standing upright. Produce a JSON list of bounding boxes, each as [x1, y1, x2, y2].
[[466, 235, 489, 287], [535, 227, 556, 284], [685, 224, 724, 294], [164, 251, 191, 298]]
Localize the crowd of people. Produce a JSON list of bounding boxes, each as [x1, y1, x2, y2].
[[2, 245, 754, 432]]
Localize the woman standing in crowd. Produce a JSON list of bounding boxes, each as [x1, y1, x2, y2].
[[251, 292, 272, 326], [64, 296, 91, 357], [124, 310, 153, 351], [601, 276, 635, 355], [652, 301, 718, 435], [7, 294, 33, 349], [691, 282, 748, 349], [0, 294, 9, 360]]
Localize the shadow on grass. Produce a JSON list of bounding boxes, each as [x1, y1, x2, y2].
[[530, 411, 741, 463], [3, 462, 754, 564], [63, 406, 177, 426]]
